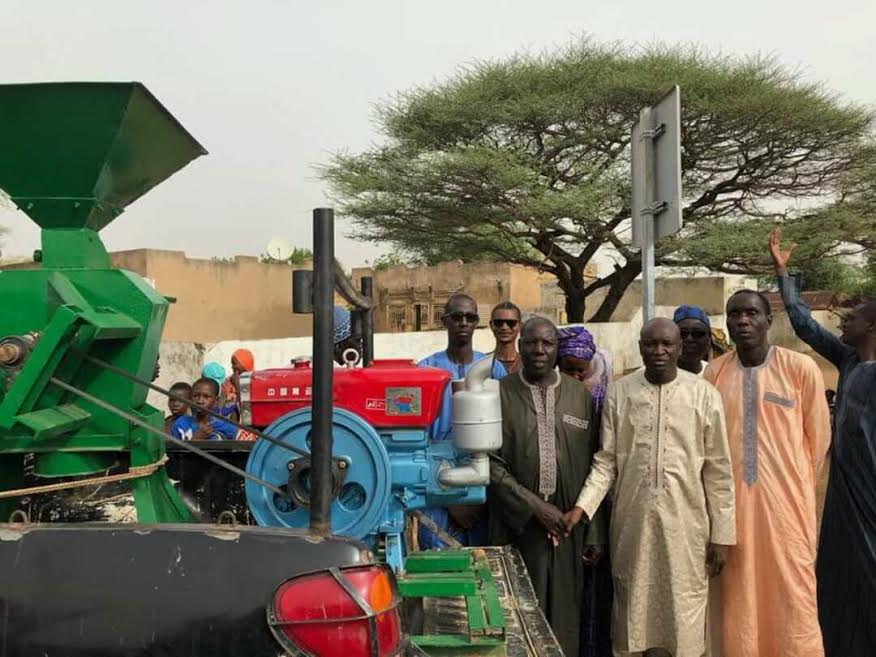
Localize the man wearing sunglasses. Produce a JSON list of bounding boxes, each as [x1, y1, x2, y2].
[[673, 303, 724, 654], [417, 293, 507, 550], [490, 301, 523, 374], [673, 305, 713, 376]]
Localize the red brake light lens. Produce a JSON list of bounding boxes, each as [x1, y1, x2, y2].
[[269, 565, 402, 657]]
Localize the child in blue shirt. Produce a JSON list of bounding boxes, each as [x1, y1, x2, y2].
[[171, 377, 238, 441], [164, 382, 192, 434]]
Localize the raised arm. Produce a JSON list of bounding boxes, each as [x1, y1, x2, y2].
[[770, 228, 850, 367]]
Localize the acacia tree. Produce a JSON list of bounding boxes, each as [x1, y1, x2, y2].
[[322, 41, 874, 321]]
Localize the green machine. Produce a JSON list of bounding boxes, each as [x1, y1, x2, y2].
[[0, 82, 206, 523], [0, 82, 556, 657]]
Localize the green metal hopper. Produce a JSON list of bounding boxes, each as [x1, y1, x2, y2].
[[0, 82, 205, 522], [0, 82, 206, 230], [0, 82, 206, 267]]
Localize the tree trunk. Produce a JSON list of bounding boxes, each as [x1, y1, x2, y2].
[[588, 262, 641, 322], [564, 292, 586, 323]]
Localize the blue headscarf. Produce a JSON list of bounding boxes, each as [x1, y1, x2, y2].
[[673, 305, 711, 329], [201, 361, 226, 387], [333, 306, 352, 345]]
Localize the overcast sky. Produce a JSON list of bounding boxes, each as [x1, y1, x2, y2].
[[1, 0, 873, 267]]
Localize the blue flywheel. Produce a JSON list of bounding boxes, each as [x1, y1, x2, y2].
[[245, 407, 392, 540]]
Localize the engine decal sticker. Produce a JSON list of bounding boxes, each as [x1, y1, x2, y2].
[[385, 387, 421, 416]]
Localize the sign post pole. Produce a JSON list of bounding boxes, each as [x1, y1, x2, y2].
[[641, 106, 658, 322], [631, 86, 683, 324]]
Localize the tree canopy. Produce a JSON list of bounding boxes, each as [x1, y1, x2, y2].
[[322, 40, 875, 321]]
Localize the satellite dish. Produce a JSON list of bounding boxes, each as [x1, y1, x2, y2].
[[265, 237, 294, 262]]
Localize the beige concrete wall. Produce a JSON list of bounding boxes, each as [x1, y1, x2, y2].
[[509, 265, 557, 310], [531, 273, 749, 324], [111, 250, 314, 343], [587, 275, 758, 322], [352, 261, 574, 333]]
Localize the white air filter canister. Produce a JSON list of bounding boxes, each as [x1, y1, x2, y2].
[[451, 377, 502, 453]]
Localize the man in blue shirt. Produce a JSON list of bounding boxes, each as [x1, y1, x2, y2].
[[417, 293, 506, 549], [171, 377, 239, 441]]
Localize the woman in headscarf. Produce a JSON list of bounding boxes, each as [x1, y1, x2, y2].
[[556, 326, 613, 411], [201, 361, 225, 386], [557, 325, 613, 657], [218, 349, 254, 421]]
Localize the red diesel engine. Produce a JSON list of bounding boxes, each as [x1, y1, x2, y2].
[[239, 359, 449, 430], [240, 357, 499, 571]]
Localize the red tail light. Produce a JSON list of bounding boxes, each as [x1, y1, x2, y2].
[[268, 565, 403, 657]]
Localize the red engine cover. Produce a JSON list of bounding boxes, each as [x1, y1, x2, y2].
[[246, 359, 450, 429]]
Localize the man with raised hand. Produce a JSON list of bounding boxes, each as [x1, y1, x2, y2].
[[770, 228, 876, 657]]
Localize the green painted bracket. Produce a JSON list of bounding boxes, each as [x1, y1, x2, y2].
[[397, 571, 478, 597], [14, 404, 91, 440], [404, 551, 472, 573], [411, 635, 505, 653], [0, 434, 129, 453], [0, 272, 143, 432], [47, 273, 141, 338], [0, 305, 85, 427], [400, 549, 507, 653], [472, 553, 505, 636]]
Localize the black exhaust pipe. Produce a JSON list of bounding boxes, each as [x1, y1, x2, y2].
[[309, 208, 334, 536], [360, 276, 374, 367]]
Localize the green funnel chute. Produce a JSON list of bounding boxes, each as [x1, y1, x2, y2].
[[0, 82, 207, 231]]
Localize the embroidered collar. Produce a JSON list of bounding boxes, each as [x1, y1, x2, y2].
[[518, 369, 561, 390], [735, 346, 775, 371]]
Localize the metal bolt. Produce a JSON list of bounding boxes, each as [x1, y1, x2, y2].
[[287, 461, 296, 471], [338, 461, 348, 470], [0, 344, 18, 365]]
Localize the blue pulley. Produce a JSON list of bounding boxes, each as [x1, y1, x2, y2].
[[245, 407, 392, 540]]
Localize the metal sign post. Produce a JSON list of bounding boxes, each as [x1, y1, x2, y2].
[[631, 86, 683, 322]]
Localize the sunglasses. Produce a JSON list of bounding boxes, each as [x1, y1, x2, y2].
[[445, 312, 480, 324], [680, 329, 709, 339], [490, 318, 519, 329]]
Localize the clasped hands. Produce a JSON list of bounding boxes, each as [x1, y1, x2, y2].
[[535, 499, 604, 565]]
